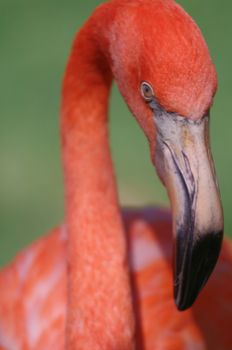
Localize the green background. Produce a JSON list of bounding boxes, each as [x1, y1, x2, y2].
[[1, 1, 232, 266]]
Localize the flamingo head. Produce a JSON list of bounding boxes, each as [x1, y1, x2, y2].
[[108, 0, 223, 310]]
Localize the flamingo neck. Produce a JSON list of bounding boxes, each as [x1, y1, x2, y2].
[[61, 15, 135, 350]]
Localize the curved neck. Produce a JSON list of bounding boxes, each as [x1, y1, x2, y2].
[[61, 13, 135, 350]]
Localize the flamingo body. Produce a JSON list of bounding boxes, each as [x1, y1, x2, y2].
[[1, 0, 232, 349], [1, 209, 232, 349]]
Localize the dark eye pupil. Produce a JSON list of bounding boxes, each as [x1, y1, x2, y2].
[[140, 82, 154, 100]]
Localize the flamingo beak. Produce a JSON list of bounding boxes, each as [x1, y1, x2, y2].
[[153, 111, 223, 311]]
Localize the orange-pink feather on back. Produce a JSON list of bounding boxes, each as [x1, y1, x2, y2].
[[1, 213, 232, 349]]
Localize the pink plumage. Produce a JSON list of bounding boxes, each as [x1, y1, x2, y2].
[[1, 1, 231, 349]]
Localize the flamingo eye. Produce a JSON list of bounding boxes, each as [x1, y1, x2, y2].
[[140, 82, 154, 101]]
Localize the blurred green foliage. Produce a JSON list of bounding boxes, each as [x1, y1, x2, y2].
[[1, 0, 232, 266]]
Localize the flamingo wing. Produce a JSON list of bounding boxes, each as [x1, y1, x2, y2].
[[0, 208, 231, 350]]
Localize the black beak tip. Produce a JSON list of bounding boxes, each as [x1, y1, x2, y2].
[[174, 288, 196, 311], [174, 230, 223, 312]]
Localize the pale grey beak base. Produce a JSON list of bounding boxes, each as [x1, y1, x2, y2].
[[152, 106, 224, 311]]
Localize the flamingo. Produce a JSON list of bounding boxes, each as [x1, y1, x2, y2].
[[1, 0, 232, 349]]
